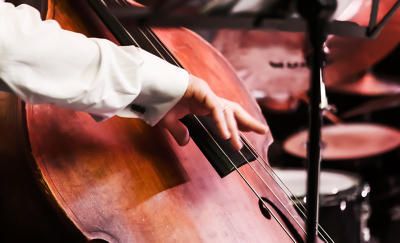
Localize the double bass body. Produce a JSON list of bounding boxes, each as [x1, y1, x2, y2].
[[0, 0, 307, 242]]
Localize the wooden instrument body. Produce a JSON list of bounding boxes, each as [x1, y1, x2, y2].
[[1, 0, 307, 242]]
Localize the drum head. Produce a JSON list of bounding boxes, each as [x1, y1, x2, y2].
[[273, 169, 360, 198], [283, 124, 400, 160]]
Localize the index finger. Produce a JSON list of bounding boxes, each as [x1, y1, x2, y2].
[[224, 100, 269, 134]]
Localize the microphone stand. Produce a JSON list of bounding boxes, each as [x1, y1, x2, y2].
[[298, 1, 336, 242]]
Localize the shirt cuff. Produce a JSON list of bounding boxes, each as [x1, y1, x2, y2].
[[116, 48, 189, 126]]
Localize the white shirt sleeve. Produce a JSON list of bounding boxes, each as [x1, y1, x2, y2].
[[0, 2, 189, 126]]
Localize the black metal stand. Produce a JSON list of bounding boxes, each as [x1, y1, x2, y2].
[[305, 20, 325, 243], [298, 1, 336, 242], [109, 0, 400, 40]]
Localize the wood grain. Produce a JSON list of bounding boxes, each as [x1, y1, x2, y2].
[[0, 92, 87, 242]]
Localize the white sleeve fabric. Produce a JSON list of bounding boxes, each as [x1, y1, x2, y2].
[[0, 1, 189, 125]]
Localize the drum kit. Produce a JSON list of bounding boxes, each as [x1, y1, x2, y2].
[[276, 74, 400, 243], [282, 72, 400, 243], [203, 0, 400, 240], [274, 169, 371, 243], [239, 71, 400, 243], [210, 1, 400, 240]]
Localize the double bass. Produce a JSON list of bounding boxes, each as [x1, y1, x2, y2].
[[0, 0, 323, 242]]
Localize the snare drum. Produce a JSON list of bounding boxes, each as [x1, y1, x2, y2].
[[274, 169, 371, 243]]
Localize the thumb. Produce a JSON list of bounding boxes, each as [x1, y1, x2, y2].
[[163, 120, 190, 146]]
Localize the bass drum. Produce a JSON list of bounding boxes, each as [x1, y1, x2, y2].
[[274, 169, 371, 243]]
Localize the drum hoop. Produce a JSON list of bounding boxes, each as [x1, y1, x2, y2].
[[284, 123, 400, 160], [277, 168, 366, 207]]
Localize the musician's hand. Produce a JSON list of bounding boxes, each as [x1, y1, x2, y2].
[[157, 75, 269, 150]]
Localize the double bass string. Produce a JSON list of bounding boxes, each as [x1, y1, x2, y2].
[[134, 17, 299, 243], [113, 0, 326, 241], [240, 133, 311, 215], [145, 27, 183, 69], [237, 149, 329, 243], [239, 133, 333, 241], [239, 134, 334, 243], [237, 150, 307, 235], [113, 1, 297, 239], [141, 23, 325, 240], [241, 135, 308, 214], [134, 24, 298, 243], [193, 116, 298, 243], [236, 150, 332, 243], [142, 22, 318, 240]]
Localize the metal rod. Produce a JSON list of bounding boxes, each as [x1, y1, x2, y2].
[[368, 0, 380, 32], [110, 7, 369, 38], [298, 0, 336, 241], [305, 19, 325, 243], [369, 0, 400, 38]]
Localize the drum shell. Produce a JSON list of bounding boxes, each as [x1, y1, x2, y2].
[[281, 147, 400, 193], [276, 169, 370, 243], [317, 198, 370, 243], [275, 168, 371, 243]]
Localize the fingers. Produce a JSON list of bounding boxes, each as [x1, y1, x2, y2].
[[223, 105, 243, 150], [199, 87, 267, 149], [162, 120, 190, 146], [208, 96, 230, 140], [193, 81, 230, 140], [223, 99, 269, 134], [173, 75, 268, 150]]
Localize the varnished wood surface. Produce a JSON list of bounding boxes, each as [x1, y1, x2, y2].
[[0, 92, 87, 242], [19, 0, 310, 242]]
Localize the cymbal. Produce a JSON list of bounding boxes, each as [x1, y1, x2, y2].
[[341, 93, 400, 118], [328, 73, 400, 96], [283, 124, 400, 160]]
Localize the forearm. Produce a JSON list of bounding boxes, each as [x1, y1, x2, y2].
[[0, 1, 188, 125]]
